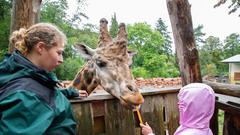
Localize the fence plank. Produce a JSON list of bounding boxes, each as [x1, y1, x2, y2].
[[223, 112, 240, 135], [71, 102, 94, 135], [141, 95, 165, 135], [105, 99, 135, 135], [210, 97, 219, 135], [165, 93, 179, 135]]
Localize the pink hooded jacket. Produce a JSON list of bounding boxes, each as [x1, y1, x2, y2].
[[174, 83, 215, 135]]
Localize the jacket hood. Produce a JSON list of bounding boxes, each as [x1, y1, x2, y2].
[[174, 83, 215, 135], [0, 51, 58, 88]]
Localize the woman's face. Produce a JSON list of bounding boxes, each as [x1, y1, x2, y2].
[[41, 41, 64, 72]]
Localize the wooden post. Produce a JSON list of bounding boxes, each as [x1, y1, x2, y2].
[[9, 0, 41, 53], [166, 0, 202, 86], [210, 97, 219, 135]]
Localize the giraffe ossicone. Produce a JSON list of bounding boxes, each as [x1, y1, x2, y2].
[[69, 18, 144, 109]]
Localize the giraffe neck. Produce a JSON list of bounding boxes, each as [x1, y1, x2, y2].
[[69, 62, 99, 94]]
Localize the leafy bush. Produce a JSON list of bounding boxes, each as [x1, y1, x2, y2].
[[54, 57, 85, 80], [132, 67, 149, 78]]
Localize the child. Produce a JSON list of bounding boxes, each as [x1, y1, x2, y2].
[[140, 122, 154, 135], [141, 83, 215, 135]]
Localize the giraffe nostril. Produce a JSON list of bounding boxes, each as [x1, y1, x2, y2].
[[127, 85, 134, 91]]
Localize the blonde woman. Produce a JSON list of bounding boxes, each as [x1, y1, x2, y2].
[[0, 23, 87, 134]]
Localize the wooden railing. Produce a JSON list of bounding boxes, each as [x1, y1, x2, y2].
[[70, 87, 180, 135], [204, 80, 240, 135], [70, 82, 240, 135]]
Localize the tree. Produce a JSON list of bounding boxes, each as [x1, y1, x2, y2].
[[67, 0, 88, 28], [127, 23, 179, 78], [214, 0, 240, 16], [41, 0, 68, 26], [199, 36, 226, 76], [155, 18, 172, 56], [167, 0, 202, 86], [223, 33, 240, 57], [109, 13, 118, 37], [128, 23, 164, 54], [155, 18, 179, 75], [9, 0, 41, 53], [194, 24, 206, 48]]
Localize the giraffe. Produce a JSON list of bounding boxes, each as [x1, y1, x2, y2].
[[67, 18, 144, 109]]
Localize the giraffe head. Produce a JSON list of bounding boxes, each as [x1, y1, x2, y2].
[[74, 18, 144, 109]]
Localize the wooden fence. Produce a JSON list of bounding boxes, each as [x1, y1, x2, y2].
[[71, 81, 240, 135], [70, 87, 180, 135], [205, 81, 240, 135]]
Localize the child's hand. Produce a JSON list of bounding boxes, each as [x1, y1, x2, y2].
[[140, 122, 153, 135]]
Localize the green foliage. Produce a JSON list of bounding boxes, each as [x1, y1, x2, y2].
[[214, 0, 240, 16], [41, 0, 68, 25], [127, 23, 179, 78], [202, 64, 218, 76], [73, 26, 98, 49], [109, 13, 118, 37], [65, 25, 98, 49], [132, 67, 149, 78], [194, 24, 206, 48], [155, 18, 172, 56], [199, 36, 228, 76], [0, 0, 11, 20], [55, 56, 85, 80], [223, 33, 240, 57], [218, 110, 224, 135], [3, 0, 238, 81], [128, 23, 164, 53], [0, 0, 11, 60]]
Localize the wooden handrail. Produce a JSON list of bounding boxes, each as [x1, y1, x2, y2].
[[216, 100, 240, 115], [203, 80, 240, 98], [70, 87, 180, 103]]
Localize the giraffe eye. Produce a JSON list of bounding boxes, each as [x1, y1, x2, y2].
[[96, 60, 107, 67]]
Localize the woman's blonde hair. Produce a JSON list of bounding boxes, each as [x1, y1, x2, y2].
[[9, 23, 67, 55]]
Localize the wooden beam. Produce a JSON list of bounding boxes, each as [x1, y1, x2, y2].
[[204, 80, 240, 98]]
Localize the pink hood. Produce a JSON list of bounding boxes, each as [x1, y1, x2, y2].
[[174, 83, 215, 135]]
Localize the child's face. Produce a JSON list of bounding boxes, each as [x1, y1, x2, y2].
[[41, 41, 64, 72]]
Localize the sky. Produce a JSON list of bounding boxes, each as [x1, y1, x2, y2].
[[67, 0, 240, 42]]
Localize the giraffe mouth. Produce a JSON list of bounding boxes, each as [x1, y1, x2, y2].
[[120, 92, 144, 109], [119, 96, 137, 109]]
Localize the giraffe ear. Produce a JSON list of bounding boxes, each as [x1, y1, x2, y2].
[[128, 50, 137, 57], [127, 50, 137, 66], [73, 43, 96, 60]]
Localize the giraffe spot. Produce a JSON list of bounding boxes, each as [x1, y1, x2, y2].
[[73, 78, 81, 85], [93, 79, 98, 84], [84, 71, 93, 85]]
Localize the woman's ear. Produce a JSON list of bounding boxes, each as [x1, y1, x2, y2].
[[35, 42, 46, 55]]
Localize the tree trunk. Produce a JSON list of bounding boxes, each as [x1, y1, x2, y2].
[[9, 0, 42, 53], [166, 0, 202, 86]]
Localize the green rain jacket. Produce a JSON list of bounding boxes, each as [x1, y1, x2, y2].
[[0, 51, 78, 135]]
